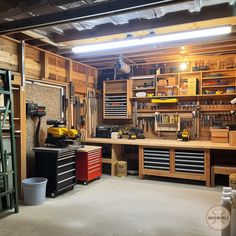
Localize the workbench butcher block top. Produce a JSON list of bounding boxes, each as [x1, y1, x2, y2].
[[78, 145, 102, 152], [85, 138, 236, 150]]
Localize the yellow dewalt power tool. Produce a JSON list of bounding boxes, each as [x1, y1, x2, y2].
[[181, 129, 190, 142], [45, 120, 79, 147]]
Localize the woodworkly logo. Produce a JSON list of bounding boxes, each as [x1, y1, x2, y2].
[[206, 205, 231, 231]]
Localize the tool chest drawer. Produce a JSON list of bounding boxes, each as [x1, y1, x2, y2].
[[175, 150, 204, 174], [104, 95, 128, 118], [76, 146, 102, 184], [34, 147, 77, 197], [103, 80, 131, 119], [58, 161, 76, 173], [143, 148, 170, 171]]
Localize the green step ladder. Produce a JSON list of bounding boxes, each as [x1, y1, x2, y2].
[[0, 69, 19, 213]]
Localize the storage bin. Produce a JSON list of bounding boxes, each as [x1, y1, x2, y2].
[[22, 177, 47, 206], [117, 161, 127, 177]]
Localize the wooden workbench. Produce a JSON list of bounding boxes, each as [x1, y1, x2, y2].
[[85, 138, 236, 150], [85, 138, 236, 187]]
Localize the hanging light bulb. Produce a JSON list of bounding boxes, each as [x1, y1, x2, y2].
[[180, 62, 188, 71]]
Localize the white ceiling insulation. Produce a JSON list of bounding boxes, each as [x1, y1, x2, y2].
[[55, 0, 236, 32]]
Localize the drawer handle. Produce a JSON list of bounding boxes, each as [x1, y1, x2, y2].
[[88, 167, 101, 174], [88, 160, 101, 165], [88, 164, 101, 170], [58, 162, 75, 168], [58, 176, 76, 184], [88, 155, 100, 160], [58, 155, 75, 161], [58, 168, 75, 176], [57, 183, 75, 192], [88, 155, 101, 159]]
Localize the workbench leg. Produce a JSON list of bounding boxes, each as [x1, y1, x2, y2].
[[139, 146, 144, 180], [170, 148, 175, 174], [211, 167, 215, 187], [111, 144, 122, 177], [111, 161, 117, 177], [205, 150, 211, 187]]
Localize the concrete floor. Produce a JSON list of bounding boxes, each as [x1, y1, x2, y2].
[[0, 176, 222, 236]]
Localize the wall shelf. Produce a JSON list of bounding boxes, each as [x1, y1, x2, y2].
[[133, 87, 155, 91], [131, 93, 236, 101], [202, 85, 235, 88], [202, 76, 235, 80]]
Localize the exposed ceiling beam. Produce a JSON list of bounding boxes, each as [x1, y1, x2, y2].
[[53, 3, 235, 43], [22, 30, 65, 47], [0, 0, 177, 34]]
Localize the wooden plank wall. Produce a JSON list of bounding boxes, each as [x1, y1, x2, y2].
[[0, 36, 98, 189], [0, 37, 18, 71], [0, 36, 97, 91]]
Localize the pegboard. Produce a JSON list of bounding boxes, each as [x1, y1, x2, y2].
[[26, 82, 62, 177]]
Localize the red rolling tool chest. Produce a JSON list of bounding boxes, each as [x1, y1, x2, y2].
[[76, 146, 102, 184]]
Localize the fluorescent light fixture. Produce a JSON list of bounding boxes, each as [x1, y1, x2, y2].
[[72, 26, 232, 54]]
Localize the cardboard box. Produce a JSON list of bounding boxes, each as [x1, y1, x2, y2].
[[168, 77, 177, 86], [157, 78, 167, 86], [229, 131, 236, 146], [210, 128, 229, 143]]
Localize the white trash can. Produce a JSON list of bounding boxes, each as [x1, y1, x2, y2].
[[22, 177, 47, 206]]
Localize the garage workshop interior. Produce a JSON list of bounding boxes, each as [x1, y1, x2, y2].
[[1, 0, 236, 236]]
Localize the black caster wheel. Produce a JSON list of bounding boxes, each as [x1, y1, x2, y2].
[[51, 192, 56, 198]]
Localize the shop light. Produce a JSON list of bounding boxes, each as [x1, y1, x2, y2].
[[72, 26, 232, 54], [180, 62, 188, 71]]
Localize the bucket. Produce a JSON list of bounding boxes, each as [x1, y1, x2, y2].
[[117, 161, 127, 177], [229, 173, 236, 190], [22, 177, 48, 206]]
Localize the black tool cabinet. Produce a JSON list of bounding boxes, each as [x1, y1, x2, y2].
[[34, 147, 77, 197]]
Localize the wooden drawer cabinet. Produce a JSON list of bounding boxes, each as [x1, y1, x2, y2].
[[143, 148, 170, 171], [76, 146, 102, 185], [34, 147, 77, 197], [103, 80, 132, 119], [140, 146, 210, 186], [175, 150, 204, 174]]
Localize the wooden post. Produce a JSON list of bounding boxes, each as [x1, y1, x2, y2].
[[111, 144, 122, 176], [40, 51, 49, 79], [170, 147, 175, 174], [139, 146, 144, 179], [205, 149, 211, 187], [17, 41, 27, 196], [67, 60, 73, 128]]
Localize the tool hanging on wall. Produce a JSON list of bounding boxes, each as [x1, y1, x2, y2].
[[87, 89, 97, 137], [26, 101, 46, 147], [74, 96, 81, 131], [155, 112, 180, 131], [69, 81, 75, 128]]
